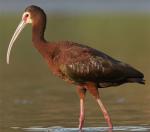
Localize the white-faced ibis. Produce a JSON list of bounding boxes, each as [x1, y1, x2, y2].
[[7, 5, 145, 130]]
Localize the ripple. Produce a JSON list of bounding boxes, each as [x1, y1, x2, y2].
[[12, 125, 150, 132]]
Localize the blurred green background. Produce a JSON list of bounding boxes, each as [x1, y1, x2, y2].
[[0, 1, 150, 132]]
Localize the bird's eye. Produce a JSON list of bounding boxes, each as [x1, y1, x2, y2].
[[25, 14, 29, 18], [23, 13, 30, 21], [22, 12, 32, 23]]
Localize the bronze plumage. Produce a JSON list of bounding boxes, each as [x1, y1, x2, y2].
[[7, 5, 145, 131]]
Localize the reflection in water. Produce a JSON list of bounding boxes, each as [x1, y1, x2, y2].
[[12, 126, 150, 132]]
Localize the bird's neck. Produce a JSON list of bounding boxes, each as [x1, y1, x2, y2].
[[32, 24, 46, 44], [32, 20, 48, 57]]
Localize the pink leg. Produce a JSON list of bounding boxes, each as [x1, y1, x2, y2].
[[85, 83, 113, 129], [96, 97, 113, 129], [77, 87, 86, 130], [79, 98, 85, 129]]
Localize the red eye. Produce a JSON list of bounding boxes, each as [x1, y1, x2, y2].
[[25, 14, 29, 18], [23, 13, 29, 21]]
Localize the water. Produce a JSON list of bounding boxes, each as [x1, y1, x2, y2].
[[1, 81, 150, 132], [0, 14, 150, 132], [13, 126, 150, 132]]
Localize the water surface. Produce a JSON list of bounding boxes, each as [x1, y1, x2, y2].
[[20, 126, 150, 132], [0, 14, 150, 132]]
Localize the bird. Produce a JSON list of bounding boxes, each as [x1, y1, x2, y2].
[[7, 5, 145, 131]]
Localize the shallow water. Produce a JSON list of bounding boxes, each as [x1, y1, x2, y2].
[[0, 14, 150, 132], [0, 59, 150, 132], [16, 126, 150, 132]]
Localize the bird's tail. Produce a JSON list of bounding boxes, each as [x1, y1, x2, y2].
[[124, 63, 145, 85], [127, 77, 145, 84]]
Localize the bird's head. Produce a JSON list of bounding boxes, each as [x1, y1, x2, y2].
[[6, 5, 46, 64]]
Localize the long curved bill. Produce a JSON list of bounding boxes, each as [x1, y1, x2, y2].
[[6, 20, 27, 64]]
